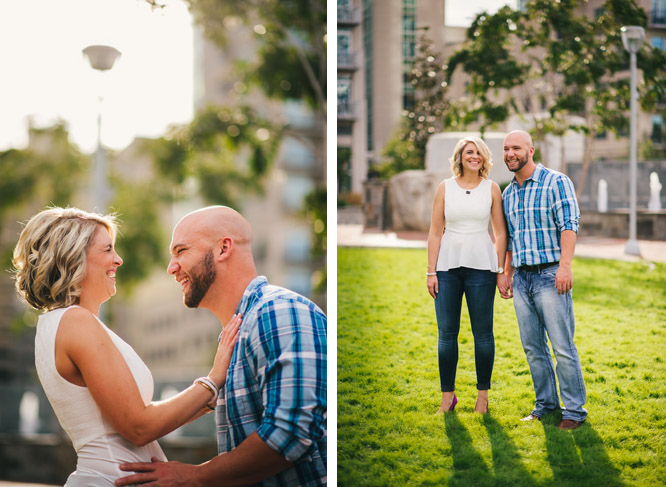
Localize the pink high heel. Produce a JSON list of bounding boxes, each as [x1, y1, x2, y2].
[[448, 394, 458, 412]]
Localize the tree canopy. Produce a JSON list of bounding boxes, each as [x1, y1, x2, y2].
[[445, 0, 666, 195]]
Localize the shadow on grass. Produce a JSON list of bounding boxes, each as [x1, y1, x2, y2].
[[444, 412, 543, 487], [483, 415, 539, 486], [542, 419, 625, 487], [444, 413, 492, 487]]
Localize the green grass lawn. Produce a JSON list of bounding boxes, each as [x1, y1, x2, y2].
[[337, 247, 666, 487]]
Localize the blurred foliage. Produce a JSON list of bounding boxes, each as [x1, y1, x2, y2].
[[374, 125, 425, 181], [303, 186, 326, 294], [108, 180, 168, 293], [0, 122, 87, 268], [183, 0, 326, 113], [141, 105, 282, 208]]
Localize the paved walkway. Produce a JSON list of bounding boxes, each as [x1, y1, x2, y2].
[[338, 224, 666, 263]]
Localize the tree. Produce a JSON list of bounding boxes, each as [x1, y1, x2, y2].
[[445, 0, 666, 198], [142, 105, 281, 209], [381, 28, 450, 177], [183, 0, 326, 114]]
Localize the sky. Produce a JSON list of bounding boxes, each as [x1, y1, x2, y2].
[[0, 0, 193, 153], [446, 0, 516, 27]]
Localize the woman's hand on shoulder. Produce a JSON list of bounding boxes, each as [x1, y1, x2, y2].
[[209, 313, 243, 388]]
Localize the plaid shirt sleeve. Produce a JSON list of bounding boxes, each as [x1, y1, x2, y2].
[[551, 173, 580, 234], [254, 298, 327, 463]]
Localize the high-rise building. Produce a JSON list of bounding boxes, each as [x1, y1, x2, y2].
[[339, 0, 665, 196]]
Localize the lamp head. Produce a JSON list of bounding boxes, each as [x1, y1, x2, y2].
[[621, 26, 645, 54], [83, 45, 122, 71]]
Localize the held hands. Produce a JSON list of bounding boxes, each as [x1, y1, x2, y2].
[[208, 313, 242, 388], [497, 273, 513, 299], [116, 457, 197, 487]]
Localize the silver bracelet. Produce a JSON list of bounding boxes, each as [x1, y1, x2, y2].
[[426, 272, 437, 276], [194, 377, 219, 399]]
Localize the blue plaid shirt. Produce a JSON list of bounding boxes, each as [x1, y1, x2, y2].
[[216, 276, 327, 486], [503, 164, 580, 268]]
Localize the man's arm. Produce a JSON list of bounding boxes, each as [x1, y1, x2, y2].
[[116, 432, 291, 487], [555, 229, 576, 295]]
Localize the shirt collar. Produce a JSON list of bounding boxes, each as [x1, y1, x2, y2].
[[234, 275, 268, 316], [511, 163, 545, 187]]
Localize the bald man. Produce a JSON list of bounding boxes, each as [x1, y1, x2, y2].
[[500, 131, 587, 430], [117, 206, 327, 486]]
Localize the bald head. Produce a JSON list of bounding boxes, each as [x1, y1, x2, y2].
[[504, 130, 533, 147], [174, 206, 252, 250]]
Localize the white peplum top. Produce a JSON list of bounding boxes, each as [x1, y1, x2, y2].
[[35, 305, 166, 486], [435, 177, 498, 272]]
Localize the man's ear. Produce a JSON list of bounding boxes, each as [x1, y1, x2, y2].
[[216, 237, 234, 262]]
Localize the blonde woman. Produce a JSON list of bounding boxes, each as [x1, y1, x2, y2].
[[426, 137, 507, 414], [12, 207, 241, 486]]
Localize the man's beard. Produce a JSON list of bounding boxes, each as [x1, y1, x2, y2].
[[185, 250, 216, 308], [506, 153, 529, 173]]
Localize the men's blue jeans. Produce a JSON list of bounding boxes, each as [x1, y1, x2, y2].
[[513, 265, 587, 422], [434, 267, 496, 392]]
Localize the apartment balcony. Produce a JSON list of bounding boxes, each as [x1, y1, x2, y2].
[[649, 10, 666, 28], [338, 6, 361, 26], [338, 100, 359, 121], [338, 50, 361, 71]]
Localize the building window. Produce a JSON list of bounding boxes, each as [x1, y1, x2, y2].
[[338, 123, 352, 136], [402, 0, 416, 111], [286, 269, 312, 297], [283, 175, 315, 211], [338, 0, 351, 20], [363, 0, 373, 151], [338, 146, 352, 193], [653, 0, 666, 24], [651, 36, 666, 51], [285, 227, 311, 263], [338, 76, 352, 116], [338, 29, 352, 66], [652, 115, 664, 143], [281, 137, 315, 170]]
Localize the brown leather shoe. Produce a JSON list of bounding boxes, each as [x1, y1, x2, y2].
[[557, 419, 584, 430]]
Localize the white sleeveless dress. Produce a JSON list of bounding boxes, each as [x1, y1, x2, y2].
[[35, 305, 167, 486], [436, 177, 499, 272]]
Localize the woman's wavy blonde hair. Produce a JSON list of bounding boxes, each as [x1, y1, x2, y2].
[[449, 136, 493, 178], [12, 207, 118, 311]]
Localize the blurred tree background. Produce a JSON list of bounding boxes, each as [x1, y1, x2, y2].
[[1, 0, 327, 326]]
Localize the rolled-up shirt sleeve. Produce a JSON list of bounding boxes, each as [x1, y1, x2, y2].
[[254, 301, 327, 463], [552, 175, 580, 234]]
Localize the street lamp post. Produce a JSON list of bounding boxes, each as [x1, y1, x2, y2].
[[620, 26, 644, 257], [82, 45, 121, 213]]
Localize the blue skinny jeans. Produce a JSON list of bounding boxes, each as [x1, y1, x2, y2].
[[434, 267, 496, 392]]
